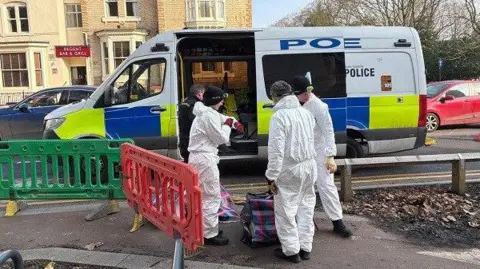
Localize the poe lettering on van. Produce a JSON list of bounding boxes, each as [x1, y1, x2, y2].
[[280, 37, 361, 50], [346, 65, 375, 78]]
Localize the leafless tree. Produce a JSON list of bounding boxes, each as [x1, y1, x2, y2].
[[465, 0, 480, 35]]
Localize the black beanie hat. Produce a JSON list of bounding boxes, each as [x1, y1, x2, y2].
[[290, 75, 313, 95], [203, 85, 227, 106]]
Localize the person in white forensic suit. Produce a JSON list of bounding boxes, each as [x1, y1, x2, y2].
[[290, 75, 353, 237], [265, 80, 318, 263], [188, 85, 244, 246]]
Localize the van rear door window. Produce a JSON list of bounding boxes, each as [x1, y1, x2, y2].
[[262, 53, 346, 99]]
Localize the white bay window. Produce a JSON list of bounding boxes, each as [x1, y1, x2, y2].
[[185, 0, 226, 29], [97, 31, 147, 78]]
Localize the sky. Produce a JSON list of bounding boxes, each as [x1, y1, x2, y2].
[[252, 0, 313, 28]]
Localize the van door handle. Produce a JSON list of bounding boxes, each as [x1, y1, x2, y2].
[[150, 106, 167, 113], [262, 104, 274, 109]]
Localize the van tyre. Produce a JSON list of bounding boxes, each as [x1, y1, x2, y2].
[[346, 137, 365, 159], [426, 113, 439, 132]]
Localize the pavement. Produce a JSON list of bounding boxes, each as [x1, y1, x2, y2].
[[1, 201, 480, 269]]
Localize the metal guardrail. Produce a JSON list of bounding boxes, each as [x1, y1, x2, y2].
[[336, 153, 480, 202], [0, 92, 33, 106], [0, 250, 24, 269]]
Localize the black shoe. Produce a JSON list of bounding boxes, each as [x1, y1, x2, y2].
[[333, 219, 353, 237], [274, 248, 301, 263], [204, 234, 229, 246], [299, 249, 310, 260]]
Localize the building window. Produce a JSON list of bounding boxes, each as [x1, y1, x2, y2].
[[1, 53, 29, 87], [113, 42, 130, 68], [223, 62, 231, 72], [65, 4, 82, 28], [126, 0, 138, 17], [198, 0, 214, 18], [202, 62, 215, 72], [135, 41, 142, 49], [105, 0, 119, 17], [216, 0, 224, 19], [6, 4, 29, 33], [187, 1, 196, 21], [102, 42, 109, 75], [34, 53, 43, 87]]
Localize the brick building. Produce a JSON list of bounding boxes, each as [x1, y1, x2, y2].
[[0, 0, 252, 102]]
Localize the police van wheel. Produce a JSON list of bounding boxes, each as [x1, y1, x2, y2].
[[346, 138, 365, 159]]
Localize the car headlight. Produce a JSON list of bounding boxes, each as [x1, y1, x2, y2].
[[44, 118, 65, 130]]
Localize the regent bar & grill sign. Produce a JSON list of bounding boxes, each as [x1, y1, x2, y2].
[[55, 46, 91, 57]]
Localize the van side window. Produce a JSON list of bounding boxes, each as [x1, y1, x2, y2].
[[262, 53, 346, 99], [102, 58, 166, 107], [445, 84, 469, 98]]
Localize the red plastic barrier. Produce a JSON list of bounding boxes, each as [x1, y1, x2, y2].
[[121, 143, 203, 251]]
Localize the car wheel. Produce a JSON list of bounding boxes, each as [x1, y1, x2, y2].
[[426, 113, 440, 132], [346, 137, 366, 159]]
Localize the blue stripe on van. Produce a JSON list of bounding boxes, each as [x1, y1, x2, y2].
[[322, 98, 347, 132], [346, 97, 369, 130], [104, 106, 160, 138]]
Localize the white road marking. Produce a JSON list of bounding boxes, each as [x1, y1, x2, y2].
[[417, 249, 480, 265]]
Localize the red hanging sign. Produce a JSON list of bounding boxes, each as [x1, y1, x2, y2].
[[55, 46, 91, 58]]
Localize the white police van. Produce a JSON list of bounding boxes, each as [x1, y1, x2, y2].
[[44, 26, 427, 161]]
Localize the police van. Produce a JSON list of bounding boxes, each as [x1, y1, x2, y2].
[[44, 26, 427, 163]]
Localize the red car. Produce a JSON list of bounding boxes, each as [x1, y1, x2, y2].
[[426, 80, 480, 132]]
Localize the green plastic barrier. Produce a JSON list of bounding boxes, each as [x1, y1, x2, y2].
[[0, 139, 133, 201]]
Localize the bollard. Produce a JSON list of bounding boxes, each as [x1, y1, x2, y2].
[[172, 239, 184, 269], [0, 250, 24, 269], [340, 159, 352, 202], [452, 154, 466, 196]]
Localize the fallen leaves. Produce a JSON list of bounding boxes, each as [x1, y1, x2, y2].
[[343, 184, 480, 230]]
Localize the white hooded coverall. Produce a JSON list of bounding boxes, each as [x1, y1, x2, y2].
[[303, 93, 343, 221], [265, 95, 318, 256], [188, 102, 231, 239]]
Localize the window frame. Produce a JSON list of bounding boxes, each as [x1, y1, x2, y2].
[[473, 82, 480, 96], [33, 52, 43, 87], [0, 52, 29, 88], [198, 0, 214, 18], [6, 3, 29, 34], [261, 53, 347, 99], [17, 89, 64, 109], [445, 84, 471, 99], [125, 0, 139, 17], [67, 89, 91, 104], [97, 58, 168, 108], [113, 41, 131, 69], [201, 62, 216, 72], [105, 0, 119, 17], [65, 4, 83, 28]]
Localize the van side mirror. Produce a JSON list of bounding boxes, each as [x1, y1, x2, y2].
[[18, 103, 31, 113], [440, 95, 455, 103]]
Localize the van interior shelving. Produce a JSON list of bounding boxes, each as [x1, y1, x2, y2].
[[176, 33, 258, 157]]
